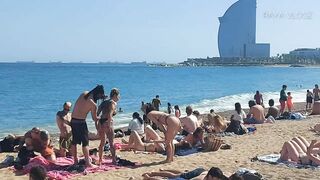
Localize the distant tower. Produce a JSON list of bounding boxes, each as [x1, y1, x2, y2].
[[218, 0, 270, 58]]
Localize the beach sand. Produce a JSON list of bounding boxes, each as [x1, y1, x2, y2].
[[1, 102, 320, 179]]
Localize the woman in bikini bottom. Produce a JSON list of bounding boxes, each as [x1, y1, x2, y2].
[[144, 103, 181, 163], [280, 136, 320, 165], [122, 130, 165, 153]]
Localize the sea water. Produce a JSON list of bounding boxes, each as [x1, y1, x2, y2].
[[0, 63, 319, 137]]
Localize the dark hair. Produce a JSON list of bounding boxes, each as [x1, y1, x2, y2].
[[268, 99, 274, 106], [174, 105, 180, 110], [235, 102, 241, 114], [145, 103, 156, 115], [84, 85, 105, 103], [210, 109, 214, 114], [29, 166, 47, 180], [256, 91, 259, 94], [110, 88, 120, 98], [206, 167, 228, 180], [156, 95, 159, 98], [186, 106, 193, 116], [132, 112, 143, 124], [248, 100, 256, 108], [193, 110, 200, 117], [287, 92, 291, 95], [282, 85, 287, 89], [229, 173, 244, 180], [316, 84, 319, 88], [193, 127, 204, 139], [40, 130, 49, 142]]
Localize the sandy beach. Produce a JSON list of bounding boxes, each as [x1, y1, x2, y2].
[[1, 102, 320, 180]]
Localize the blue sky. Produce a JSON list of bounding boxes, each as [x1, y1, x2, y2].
[[0, 0, 319, 63]]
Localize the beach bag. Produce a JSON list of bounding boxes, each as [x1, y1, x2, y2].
[[204, 134, 223, 152]]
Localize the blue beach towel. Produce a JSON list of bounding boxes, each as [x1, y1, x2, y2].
[[256, 154, 320, 169]]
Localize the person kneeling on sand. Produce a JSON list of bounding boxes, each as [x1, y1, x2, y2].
[[142, 166, 228, 180], [56, 102, 72, 157], [280, 136, 320, 165]]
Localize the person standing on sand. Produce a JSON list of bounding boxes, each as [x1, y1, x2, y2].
[[306, 90, 313, 110], [71, 85, 105, 167], [254, 91, 263, 106], [279, 85, 287, 115], [313, 84, 320, 101], [152, 95, 161, 111], [143, 103, 181, 163], [287, 92, 293, 112], [56, 102, 72, 157], [174, 105, 181, 118], [97, 88, 120, 165]]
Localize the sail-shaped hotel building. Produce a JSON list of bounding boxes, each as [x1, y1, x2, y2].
[[218, 0, 270, 58]]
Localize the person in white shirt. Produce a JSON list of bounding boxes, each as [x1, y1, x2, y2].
[[128, 112, 144, 135], [230, 102, 246, 124]]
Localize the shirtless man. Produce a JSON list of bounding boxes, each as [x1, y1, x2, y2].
[[180, 106, 198, 135], [71, 85, 105, 167], [56, 102, 72, 157], [245, 100, 266, 124]]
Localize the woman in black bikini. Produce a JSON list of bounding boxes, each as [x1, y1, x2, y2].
[[144, 103, 181, 163], [97, 88, 120, 165]]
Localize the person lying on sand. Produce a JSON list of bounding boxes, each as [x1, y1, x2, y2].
[[121, 128, 165, 153], [0, 134, 24, 153], [142, 166, 229, 180], [280, 136, 320, 165], [177, 127, 205, 148]]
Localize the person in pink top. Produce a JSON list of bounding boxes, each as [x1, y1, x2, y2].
[[287, 92, 293, 112]]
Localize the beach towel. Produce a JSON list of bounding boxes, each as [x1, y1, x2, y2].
[[256, 154, 320, 169], [20, 156, 123, 180], [175, 147, 201, 156]]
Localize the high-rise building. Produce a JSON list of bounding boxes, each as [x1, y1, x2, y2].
[[218, 0, 270, 58]]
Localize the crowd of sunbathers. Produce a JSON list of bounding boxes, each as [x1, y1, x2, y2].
[[1, 84, 320, 180]]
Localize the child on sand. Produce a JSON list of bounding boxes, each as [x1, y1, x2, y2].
[[287, 92, 293, 112]]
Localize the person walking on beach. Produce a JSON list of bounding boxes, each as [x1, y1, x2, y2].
[[254, 91, 263, 106], [56, 102, 72, 157], [279, 85, 287, 115], [143, 103, 181, 163], [97, 88, 120, 165], [313, 84, 320, 101], [152, 95, 161, 111], [306, 90, 313, 110], [287, 92, 293, 112], [71, 85, 105, 167]]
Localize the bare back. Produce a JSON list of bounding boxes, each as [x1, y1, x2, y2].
[[72, 92, 97, 120]]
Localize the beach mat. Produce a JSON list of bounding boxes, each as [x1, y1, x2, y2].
[[256, 154, 320, 169], [175, 147, 202, 156], [19, 156, 123, 180]]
